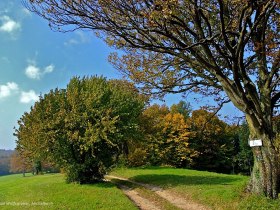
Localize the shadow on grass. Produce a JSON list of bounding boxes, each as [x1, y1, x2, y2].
[[127, 166, 173, 171], [109, 179, 136, 188], [82, 181, 117, 189], [130, 174, 243, 187]]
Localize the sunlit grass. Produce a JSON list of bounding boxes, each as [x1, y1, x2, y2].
[[0, 173, 137, 210], [1, 167, 279, 210], [111, 166, 280, 210]]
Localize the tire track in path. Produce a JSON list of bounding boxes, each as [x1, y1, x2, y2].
[[117, 183, 161, 210], [106, 175, 210, 210]]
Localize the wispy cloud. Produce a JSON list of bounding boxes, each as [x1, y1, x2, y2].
[[1, 56, 10, 63], [64, 38, 79, 46], [0, 15, 20, 33], [21, 8, 32, 17], [0, 82, 18, 99], [20, 90, 39, 104], [64, 31, 90, 46], [44, 64, 54, 74], [25, 63, 55, 80]]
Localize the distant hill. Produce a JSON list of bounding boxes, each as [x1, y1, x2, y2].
[[0, 149, 14, 176], [0, 149, 14, 157]]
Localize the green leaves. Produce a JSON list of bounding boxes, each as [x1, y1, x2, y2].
[[15, 76, 145, 183]]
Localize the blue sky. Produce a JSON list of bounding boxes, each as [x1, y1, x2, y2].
[[0, 1, 241, 150]]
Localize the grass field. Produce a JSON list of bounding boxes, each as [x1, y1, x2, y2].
[[0, 173, 137, 210], [111, 166, 280, 210], [1, 167, 280, 210]]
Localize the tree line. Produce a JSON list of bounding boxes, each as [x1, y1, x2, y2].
[[131, 104, 254, 175], [14, 76, 255, 183], [0, 149, 58, 176], [0, 150, 13, 176]]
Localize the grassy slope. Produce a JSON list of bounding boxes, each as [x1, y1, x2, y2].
[[0, 173, 137, 210], [111, 166, 280, 210]]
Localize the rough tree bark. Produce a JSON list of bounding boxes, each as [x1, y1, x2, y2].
[[246, 115, 279, 198]]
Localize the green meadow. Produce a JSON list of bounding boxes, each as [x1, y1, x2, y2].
[[1, 167, 280, 210], [111, 167, 280, 210], [0, 173, 136, 210]]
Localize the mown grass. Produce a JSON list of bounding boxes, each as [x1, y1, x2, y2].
[[110, 166, 280, 210], [0, 173, 137, 210]]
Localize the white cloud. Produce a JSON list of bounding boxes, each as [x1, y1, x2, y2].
[[25, 63, 55, 80], [0, 16, 20, 33], [0, 82, 18, 99], [0, 82, 39, 104], [25, 65, 40, 79], [20, 90, 39, 104]]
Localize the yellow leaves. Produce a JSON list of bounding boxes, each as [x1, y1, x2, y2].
[[106, 37, 127, 48], [105, 37, 115, 46], [163, 113, 188, 133], [187, 109, 226, 137], [149, 0, 179, 21], [162, 113, 191, 156], [140, 103, 196, 166]]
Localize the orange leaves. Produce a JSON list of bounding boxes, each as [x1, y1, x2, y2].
[[140, 103, 195, 167], [187, 109, 226, 138], [162, 113, 189, 136]]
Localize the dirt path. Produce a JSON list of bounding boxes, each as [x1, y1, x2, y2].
[[106, 175, 210, 210], [117, 183, 161, 210]]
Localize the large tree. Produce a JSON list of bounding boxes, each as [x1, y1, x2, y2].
[[15, 76, 145, 183], [25, 0, 280, 198]]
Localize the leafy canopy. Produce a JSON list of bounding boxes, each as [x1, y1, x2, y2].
[[15, 76, 146, 183], [25, 0, 280, 116]]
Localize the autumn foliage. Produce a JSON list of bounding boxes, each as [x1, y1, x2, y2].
[[15, 76, 145, 183], [125, 102, 252, 174], [13, 75, 256, 185], [21, 0, 280, 197]]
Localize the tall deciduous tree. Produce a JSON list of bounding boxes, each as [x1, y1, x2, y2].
[[170, 100, 192, 120], [187, 109, 235, 173], [161, 112, 195, 167], [25, 0, 280, 198], [138, 103, 195, 167], [233, 123, 254, 175], [139, 104, 170, 165], [15, 76, 145, 183], [9, 151, 33, 176]]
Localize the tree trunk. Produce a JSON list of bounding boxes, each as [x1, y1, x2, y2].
[[246, 116, 280, 199]]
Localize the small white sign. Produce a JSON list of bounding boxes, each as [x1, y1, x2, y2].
[[249, 139, 262, 147]]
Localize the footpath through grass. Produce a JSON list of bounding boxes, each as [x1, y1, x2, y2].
[[1, 168, 279, 210], [0, 173, 137, 210], [110, 166, 280, 210]]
